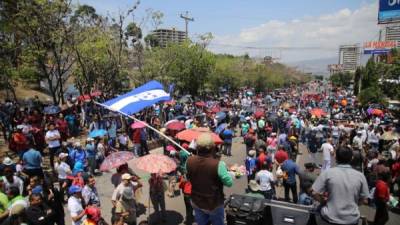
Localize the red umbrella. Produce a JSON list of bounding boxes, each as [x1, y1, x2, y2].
[[288, 108, 296, 113], [78, 95, 91, 101], [90, 91, 102, 97], [164, 100, 176, 105], [130, 154, 177, 174], [372, 109, 383, 116], [176, 127, 223, 144], [100, 151, 135, 172], [254, 111, 264, 118], [211, 106, 221, 113], [195, 101, 206, 107], [131, 121, 146, 129], [166, 121, 185, 131], [310, 108, 327, 118]]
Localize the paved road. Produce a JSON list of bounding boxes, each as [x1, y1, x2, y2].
[[65, 138, 400, 225]]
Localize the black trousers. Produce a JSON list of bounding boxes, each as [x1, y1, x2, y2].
[[374, 199, 388, 225], [283, 181, 298, 203]]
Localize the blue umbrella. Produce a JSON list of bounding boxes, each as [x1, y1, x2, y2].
[[215, 123, 227, 134], [43, 105, 61, 115], [89, 129, 108, 138], [175, 115, 187, 121], [216, 112, 226, 121]]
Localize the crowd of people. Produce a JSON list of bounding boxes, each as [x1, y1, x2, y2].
[[0, 80, 399, 225]]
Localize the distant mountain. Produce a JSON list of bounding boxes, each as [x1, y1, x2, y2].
[[285, 55, 370, 76], [284, 57, 337, 76]]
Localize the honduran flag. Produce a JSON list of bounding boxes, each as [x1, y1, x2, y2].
[[102, 80, 171, 115]]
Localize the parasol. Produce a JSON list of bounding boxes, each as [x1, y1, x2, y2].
[[176, 127, 223, 144], [100, 151, 135, 171]]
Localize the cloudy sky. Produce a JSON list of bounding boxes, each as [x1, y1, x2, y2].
[[77, 0, 380, 62]]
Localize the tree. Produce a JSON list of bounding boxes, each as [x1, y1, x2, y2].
[[353, 68, 362, 96], [1, 0, 76, 104], [330, 72, 353, 88]]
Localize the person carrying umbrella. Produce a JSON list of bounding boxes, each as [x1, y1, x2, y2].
[[149, 173, 166, 223]]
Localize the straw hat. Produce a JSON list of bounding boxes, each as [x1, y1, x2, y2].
[[196, 133, 215, 149], [248, 150, 256, 157]]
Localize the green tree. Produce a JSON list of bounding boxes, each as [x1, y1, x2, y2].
[[330, 72, 353, 88]]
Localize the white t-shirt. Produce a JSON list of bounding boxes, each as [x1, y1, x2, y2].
[[46, 130, 61, 148], [118, 135, 128, 145], [255, 170, 275, 191], [3, 176, 24, 195], [68, 196, 86, 225], [55, 161, 71, 179], [321, 143, 334, 161]]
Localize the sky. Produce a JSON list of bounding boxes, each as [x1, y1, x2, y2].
[[76, 0, 380, 63]]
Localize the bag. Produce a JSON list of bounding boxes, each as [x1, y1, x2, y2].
[[227, 194, 265, 219]]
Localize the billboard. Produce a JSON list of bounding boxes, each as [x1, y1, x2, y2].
[[379, 0, 400, 24], [363, 41, 397, 54]]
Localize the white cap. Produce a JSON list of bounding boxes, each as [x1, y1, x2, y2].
[[58, 152, 69, 159], [2, 157, 14, 166]]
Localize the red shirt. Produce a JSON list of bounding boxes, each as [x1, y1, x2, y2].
[[375, 180, 389, 202], [132, 129, 141, 144], [392, 162, 400, 179], [275, 150, 289, 164]]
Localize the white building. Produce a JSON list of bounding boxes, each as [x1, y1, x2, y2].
[[338, 44, 361, 73]]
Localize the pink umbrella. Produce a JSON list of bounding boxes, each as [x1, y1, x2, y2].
[[100, 151, 135, 172], [130, 154, 177, 174], [131, 121, 146, 129]]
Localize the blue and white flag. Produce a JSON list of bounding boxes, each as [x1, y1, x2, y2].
[[102, 80, 171, 115]]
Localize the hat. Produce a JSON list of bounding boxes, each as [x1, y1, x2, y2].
[[68, 185, 82, 195], [2, 157, 14, 166], [58, 152, 68, 159], [196, 133, 215, 149], [74, 142, 82, 147], [271, 132, 277, 136], [248, 180, 260, 192], [248, 150, 256, 157], [182, 143, 189, 149], [32, 185, 43, 194], [122, 187, 134, 199], [85, 206, 101, 222], [86, 137, 94, 142], [121, 173, 132, 180]]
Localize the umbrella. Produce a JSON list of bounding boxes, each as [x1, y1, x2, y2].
[[215, 123, 227, 134], [78, 95, 91, 102], [254, 111, 264, 119], [166, 121, 185, 131], [90, 91, 102, 97], [176, 127, 223, 144], [179, 95, 192, 103], [89, 129, 107, 138], [309, 108, 327, 118], [215, 112, 226, 121], [174, 115, 187, 121], [43, 105, 61, 115], [100, 151, 135, 172], [131, 121, 146, 129], [195, 101, 206, 107], [211, 106, 221, 113], [165, 119, 179, 126], [380, 132, 399, 141], [372, 109, 384, 116], [131, 154, 177, 174], [164, 100, 176, 105]]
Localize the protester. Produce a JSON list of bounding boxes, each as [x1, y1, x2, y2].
[[25, 193, 55, 225], [45, 123, 62, 169], [281, 158, 300, 203], [312, 146, 369, 225], [82, 175, 100, 207], [67, 185, 86, 225], [187, 133, 233, 225], [255, 162, 275, 199], [149, 173, 166, 223]]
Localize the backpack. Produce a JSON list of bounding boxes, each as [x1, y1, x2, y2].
[[227, 194, 265, 219]]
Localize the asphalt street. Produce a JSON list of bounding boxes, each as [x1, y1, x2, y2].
[[65, 137, 400, 225]]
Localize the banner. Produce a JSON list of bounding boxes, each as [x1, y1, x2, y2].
[[363, 41, 397, 54], [379, 0, 400, 24]]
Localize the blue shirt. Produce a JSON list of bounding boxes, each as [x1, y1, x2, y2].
[[71, 149, 87, 164], [108, 122, 117, 138], [85, 143, 96, 158], [222, 129, 233, 144], [22, 148, 42, 169], [281, 159, 300, 184], [245, 157, 257, 175]]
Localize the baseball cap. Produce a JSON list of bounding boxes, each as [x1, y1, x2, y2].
[[68, 185, 82, 195], [58, 152, 68, 159]]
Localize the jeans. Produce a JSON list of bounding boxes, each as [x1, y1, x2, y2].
[[284, 181, 298, 203], [150, 192, 166, 219], [223, 143, 232, 156], [133, 143, 141, 156], [194, 205, 224, 225], [261, 189, 274, 199]]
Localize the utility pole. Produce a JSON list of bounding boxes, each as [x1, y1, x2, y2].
[[180, 11, 194, 39]]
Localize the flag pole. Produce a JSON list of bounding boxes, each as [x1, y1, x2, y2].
[[94, 101, 190, 155]]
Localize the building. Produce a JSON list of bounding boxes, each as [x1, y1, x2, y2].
[[385, 25, 400, 42], [338, 44, 361, 73], [150, 28, 186, 48]]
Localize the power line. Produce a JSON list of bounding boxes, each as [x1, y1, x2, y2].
[[208, 43, 337, 51]]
